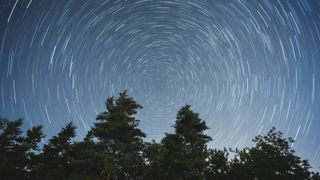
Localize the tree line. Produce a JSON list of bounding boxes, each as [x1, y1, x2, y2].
[[0, 91, 319, 180]]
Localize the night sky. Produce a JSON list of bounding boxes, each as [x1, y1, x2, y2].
[[0, 0, 320, 169]]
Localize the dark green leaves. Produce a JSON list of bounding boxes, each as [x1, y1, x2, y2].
[[0, 93, 318, 180]]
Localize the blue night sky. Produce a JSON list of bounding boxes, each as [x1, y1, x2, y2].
[[0, 0, 320, 169]]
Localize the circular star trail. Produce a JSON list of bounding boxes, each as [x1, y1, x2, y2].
[[1, 0, 320, 168]]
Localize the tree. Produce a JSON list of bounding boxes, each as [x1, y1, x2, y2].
[[205, 148, 230, 179], [312, 172, 320, 180], [1, 92, 319, 179], [31, 122, 76, 180], [69, 132, 113, 180], [159, 105, 212, 180], [143, 140, 163, 179], [230, 127, 311, 180], [0, 118, 43, 179], [89, 91, 146, 179]]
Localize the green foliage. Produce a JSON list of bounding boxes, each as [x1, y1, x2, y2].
[[69, 139, 112, 180], [156, 105, 212, 180], [0, 118, 44, 179], [143, 140, 162, 179], [205, 148, 230, 179], [312, 172, 320, 180], [230, 127, 312, 180], [79, 91, 146, 179], [31, 122, 76, 180], [0, 92, 318, 180]]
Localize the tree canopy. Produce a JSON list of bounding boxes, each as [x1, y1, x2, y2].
[[0, 91, 318, 180]]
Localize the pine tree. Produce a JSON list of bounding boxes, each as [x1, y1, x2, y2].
[[230, 127, 311, 180], [205, 148, 230, 179], [0, 118, 43, 179], [90, 91, 146, 179], [312, 172, 320, 180], [159, 105, 212, 180], [1, 92, 319, 179], [32, 122, 76, 180], [69, 131, 114, 180]]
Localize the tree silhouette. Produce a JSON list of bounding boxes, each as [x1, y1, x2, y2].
[[143, 140, 162, 179], [0, 118, 43, 179], [88, 91, 146, 179], [312, 172, 320, 180], [158, 105, 212, 180], [230, 127, 312, 180], [69, 135, 110, 180], [205, 148, 230, 179], [31, 122, 76, 180], [0, 92, 319, 180]]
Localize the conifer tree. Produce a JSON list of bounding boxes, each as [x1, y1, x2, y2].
[[0, 118, 43, 179], [159, 105, 211, 180], [0, 92, 319, 180], [90, 91, 146, 179], [205, 148, 230, 179], [32, 122, 76, 180], [230, 127, 311, 180]]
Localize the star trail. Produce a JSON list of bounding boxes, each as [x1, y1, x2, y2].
[[0, 0, 320, 169]]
